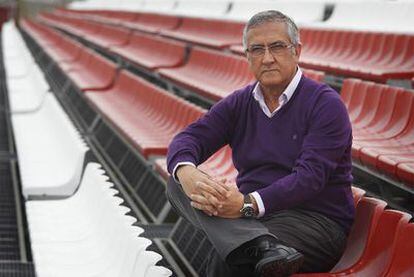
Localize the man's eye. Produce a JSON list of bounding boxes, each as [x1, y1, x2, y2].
[[270, 44, 286, 51], [251, 47, 264, 53]]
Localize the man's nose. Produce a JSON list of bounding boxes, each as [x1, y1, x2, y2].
[[262, 47, 275, 64]]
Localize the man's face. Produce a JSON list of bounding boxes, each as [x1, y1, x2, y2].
[[245, 21, 301, 91]]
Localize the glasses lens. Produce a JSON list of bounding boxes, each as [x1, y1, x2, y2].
[[269, 44, 289, 55], [250, 47, 264, 56]]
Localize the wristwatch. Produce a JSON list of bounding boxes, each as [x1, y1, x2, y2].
[[240, 194, 256, 218]]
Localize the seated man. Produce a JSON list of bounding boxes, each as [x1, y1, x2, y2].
[[166, 10, 355, 277]]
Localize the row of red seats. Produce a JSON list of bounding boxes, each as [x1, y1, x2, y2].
[[33, 15, 321, 101], [49, 9, 414, 84], [85, 69, 205, 158], [22, 20, 203, 158], [110, 32, 187, 70], [299, 28, 414, 83], [22, 20, 118, 91], [32, 16, 253, 101], [58, 8, 179, 31], [342, 79, 414, 186], [55, 8, 243, 49]]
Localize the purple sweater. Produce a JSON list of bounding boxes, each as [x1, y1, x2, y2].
[[167, 76, 355, 233]]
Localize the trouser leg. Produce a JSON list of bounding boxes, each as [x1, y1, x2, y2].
[[260, 210, 347, 273], [166, 177, 271, 260], [167, 177, 346, 274]]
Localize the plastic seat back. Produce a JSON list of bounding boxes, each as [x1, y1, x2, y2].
[[383, 223, 414, 276], [351, 186, 366, 206], [330, 197, 386, 272], [353, 210, 412, 276]]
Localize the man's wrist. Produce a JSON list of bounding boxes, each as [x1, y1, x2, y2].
[[176, 165, 194, 183], [249, 193, 259, 216], [240, 194, 258, 218]]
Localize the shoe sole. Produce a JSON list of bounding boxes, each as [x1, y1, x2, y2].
[[255, 252, 304, 277]]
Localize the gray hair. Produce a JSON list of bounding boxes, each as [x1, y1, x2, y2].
[[242, 10, 300, 50]]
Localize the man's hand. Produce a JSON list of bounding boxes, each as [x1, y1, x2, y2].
[[176, 165, 231, 216], [215, 182, 244, 218]]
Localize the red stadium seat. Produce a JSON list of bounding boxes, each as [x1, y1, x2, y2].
[[160, 17, 244, 49], [21, 20, 83, 64], [355, 89, 413, 141], [357, 90, 413, 166], [122, 13, 180, 34], [292, 197, 387, 277], [84, 10, 139, 25], [159, 46, 255, 101], [44, 33, 83, 64], [329, 198, 388, 274], [38, 12, 101, 39], [302, 69, 325, 82], [342, 210, 411, 276], [397, 163, 414, 186], [229, 44, 244, 55], [153, 158, 170, 181], [86, 24, 131, 49], [351, 186, 366, 207], [340, 79, 414, 185], [85, 70, 204, 157], [376, 154, 414, 180], [110, 32, 186, 70], [383, 223, 414, 277], [20, 19, 60, 47], [58, 45, 117, 91]]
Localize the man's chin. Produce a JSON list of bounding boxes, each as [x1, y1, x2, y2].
[[259, 77, 283, 88]]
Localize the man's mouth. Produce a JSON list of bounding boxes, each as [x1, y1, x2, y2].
[[262, 69, 278, 74]]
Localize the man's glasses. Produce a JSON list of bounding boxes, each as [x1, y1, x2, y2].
[[246, 42, 294, 57]]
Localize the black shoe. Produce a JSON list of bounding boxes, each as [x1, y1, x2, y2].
[[232, 236, 304, 277]]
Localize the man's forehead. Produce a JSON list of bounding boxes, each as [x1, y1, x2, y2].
[[246, 22, 289, 44]]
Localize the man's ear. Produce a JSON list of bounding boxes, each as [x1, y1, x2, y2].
[[293, 43, 302, 58]]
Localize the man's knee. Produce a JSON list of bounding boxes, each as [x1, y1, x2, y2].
[[166, 176, 190, 217], [166, 176, 182, 201]]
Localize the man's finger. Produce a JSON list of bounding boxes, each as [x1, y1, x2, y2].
[[197, 179, 230, 199], [190, 201, 217, 216], [194, 184, 223, 207], [190, 193, 210, 205]]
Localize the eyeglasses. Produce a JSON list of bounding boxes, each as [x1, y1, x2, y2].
[[246, 42, 294, 57]]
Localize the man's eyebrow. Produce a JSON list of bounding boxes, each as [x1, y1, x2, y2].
[[268, 40, 288, 46], [248, 40, 287, 47]]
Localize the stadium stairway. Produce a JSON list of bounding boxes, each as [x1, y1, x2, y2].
[[0, 22, 36, 277]]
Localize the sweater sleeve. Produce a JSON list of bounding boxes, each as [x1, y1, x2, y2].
[[256, 90, 352, 213], [166, 96, 236, 175]]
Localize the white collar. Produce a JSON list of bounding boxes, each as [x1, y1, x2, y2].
[[252, 67, 302, 117]]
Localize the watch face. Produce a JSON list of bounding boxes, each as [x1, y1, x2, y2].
[[242, 206, 255, 218]]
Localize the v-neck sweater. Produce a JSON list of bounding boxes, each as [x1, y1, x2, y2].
[[167, 75, 355, 233]]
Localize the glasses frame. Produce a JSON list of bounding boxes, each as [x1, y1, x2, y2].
[[245, 42, 295, 58]]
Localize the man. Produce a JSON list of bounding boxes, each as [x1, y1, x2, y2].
[[166, 10, 355, 277]]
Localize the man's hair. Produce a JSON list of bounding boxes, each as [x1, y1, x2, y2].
[[242, 10, 300, 50]]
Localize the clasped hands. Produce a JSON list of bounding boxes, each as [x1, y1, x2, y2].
[[176, 165, 244, 218]]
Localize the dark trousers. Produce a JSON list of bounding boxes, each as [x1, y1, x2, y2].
[[166, 177, 347, 276]]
